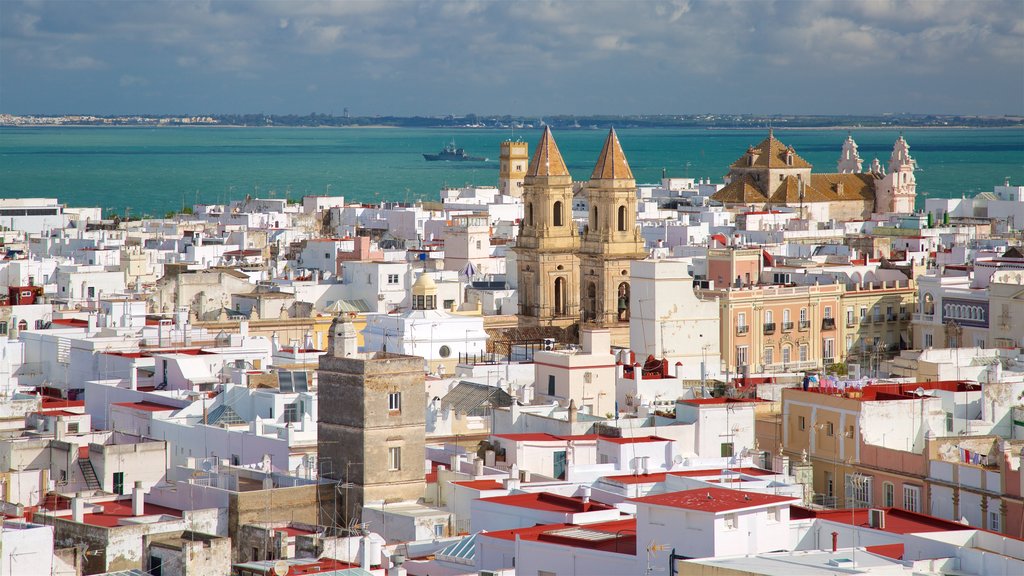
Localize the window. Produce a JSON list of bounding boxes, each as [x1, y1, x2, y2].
[[434, 524, 445, 537], [443, 299, 454, 310], [799, 344, 808, 363], [847, 307, 855, 325], [0, 322, 6, 335], [87, 287, 95, 298], [325, 253, 331, 258], [826, 421, 835, 436], [475, 240, 482, 250], [846, 474, 872, 508], [781, 346, 791, 365], [883, 482, 895, 507], [924, 333, 934, 348], [736, 346, 749, 367], [113, 472, 125, 495], [737, 312, 747, 328], [67, 422, 79, 434], [284, 403, 300, 423], [783, 309, 791, 324], [386, 274, 399, 285], [800, 308, 808, 322], [547, 375, 555, 396], [990, 510, 1001, 532], [798, 415, 806, 431], [617, 205, 627, 232], [946, 412, 953, 433], [724, 513, 737, 529], [823, 338, 835, 362], [388, 392, 402, 412], [721, 442, 734, 457], [763, 347, 774, 365], [765, 310, 773, 324], [388, 447, 401, 471], [824, 306, 833, 319], [553, 201, 564, 226], [860, 306, 867, 320], [903, 485, 921, 513]]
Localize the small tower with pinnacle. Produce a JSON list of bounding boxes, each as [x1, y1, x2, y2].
[[837, 133, 863, 174]]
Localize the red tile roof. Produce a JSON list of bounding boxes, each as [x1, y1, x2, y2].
[[629, 488, 797, 513], [479, 492, 614, 513], [791, 506, 980, 535], [452, 480, 504, 491], [75, 500, 182, 528], [275, 526, 317, 537], [111, 401, 181, 413], [599, 435, 672, 445], [480, 518, 637, 555]]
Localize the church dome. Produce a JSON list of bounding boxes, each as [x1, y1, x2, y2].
[[412, 273, 438, 310]]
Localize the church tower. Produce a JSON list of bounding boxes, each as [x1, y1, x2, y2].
[[837, 134, 863, 174], [579, 128, 646, 329], [874, 135, 917, 214], [513, 127, 579, 326], [499, 140, 529, 198]]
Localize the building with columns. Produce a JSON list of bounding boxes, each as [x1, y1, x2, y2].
[[579, 128, 647, 334], [514, 127, 580, 327], [712, 131, 918, 219]]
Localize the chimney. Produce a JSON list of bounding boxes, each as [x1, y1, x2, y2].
[[360, 530, 373, 571], [388, 554, 407, 576], [473, 457, 484, 477], [581, 486, 591, 506], [831, 531, 839, 552], [132, 481, 145, 516], [71, 494, 85, 523], [450, 454, 462, 473]]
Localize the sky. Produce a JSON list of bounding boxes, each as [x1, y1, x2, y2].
[[2, 0, 1022, 116]]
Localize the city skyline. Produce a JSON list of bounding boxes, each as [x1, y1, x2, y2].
[[2, 0, 1022, 116]]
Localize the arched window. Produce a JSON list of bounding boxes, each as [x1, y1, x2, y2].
[[527, 203, 534, 226], [553, 201, 564, 227], [586, 282, 597, 322], [617, 205, 627, 232], [617, 282, 630, 322], [17, 320, 28, 331], [592, 206, 598, 228], [554, 277, 566, 316]]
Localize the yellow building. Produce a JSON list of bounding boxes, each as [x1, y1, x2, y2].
[[840, 279, 916, 375], [704, 282, 843, 375], [499, 140, 529, 198]]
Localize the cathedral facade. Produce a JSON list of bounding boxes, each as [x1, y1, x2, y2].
[[711, 131, 917, 221]]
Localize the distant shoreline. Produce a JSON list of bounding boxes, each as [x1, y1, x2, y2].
[[3, 123, 1022, 131]]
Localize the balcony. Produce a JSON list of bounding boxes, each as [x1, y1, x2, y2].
[[860, 317, 870, 325], [824, 357, 835, 365], [873, 316, 883, 324], [899, 313, 910, 321], [846, 319, 857, 328], [913, 312, 936, 323], [886, 314, 897, 322], [763, 323, 776, 335], [782, 322, 794, 332], [737, 325, 749, 335], [799, 320, 810, 331], [822, 318, 836, 331]]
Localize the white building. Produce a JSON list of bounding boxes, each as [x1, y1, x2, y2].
[[361, 273, 488, 372], [0, 198, 68, 234], [533, 328, 617, 418], [629, 258, 722, 379]]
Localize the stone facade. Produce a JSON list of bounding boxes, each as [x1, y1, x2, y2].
[[579, 129, 646, 335], [514, 128, 580, 327], [318, 322, 426, 530], [499, 140, 529, 198]]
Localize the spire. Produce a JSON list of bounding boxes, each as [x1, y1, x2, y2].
[[590, 127, 634, 180], [526, 126, 570, 178]]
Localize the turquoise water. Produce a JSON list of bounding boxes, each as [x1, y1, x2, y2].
[[1, 126, 1022, 217]]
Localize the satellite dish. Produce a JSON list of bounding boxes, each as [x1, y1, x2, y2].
[[272, 560, 290, 576]]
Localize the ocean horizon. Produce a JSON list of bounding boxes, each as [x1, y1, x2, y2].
[[1, 126, 1022, 217]]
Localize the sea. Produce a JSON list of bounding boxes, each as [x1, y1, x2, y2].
[[1, 126, 1022, 218]]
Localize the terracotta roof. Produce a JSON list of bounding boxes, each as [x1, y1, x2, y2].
[[768, 176, 833, 204], [479, 518, 637, 555], [730, 132, 812, 169], [590, 128, 633, 180], [526, 127, 570, 178], [478, 492, 614, 513], [629, 487, 797, 513], [712, 174, 770, 204], [810, 173, 876, 201], [791, 506, 977, 535]]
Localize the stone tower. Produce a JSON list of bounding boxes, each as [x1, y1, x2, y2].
[[513, 127, 579, 326], [579, 128, 646, 329], [837, 134, 863, 174], [317, 343, 426, 529], [499, 140, 529, 198], [874, 135, 917, 214]]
